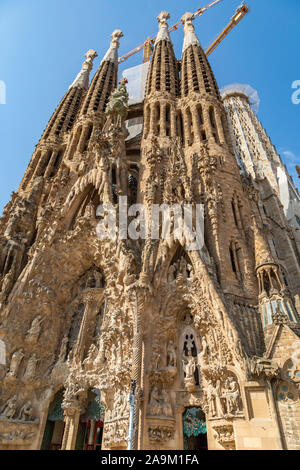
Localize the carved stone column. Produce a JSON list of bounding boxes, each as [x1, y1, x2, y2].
[[60, 406, 81, 450]]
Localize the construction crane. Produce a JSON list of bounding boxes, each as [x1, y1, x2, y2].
[[205, 3, 249, 56], [118, 1, 249, 65], [118, 0, 224, 64]]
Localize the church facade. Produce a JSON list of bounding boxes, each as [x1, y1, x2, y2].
[[0, 12, 300, 450]]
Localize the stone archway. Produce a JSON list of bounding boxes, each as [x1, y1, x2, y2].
[[40, 389, 65, 450]]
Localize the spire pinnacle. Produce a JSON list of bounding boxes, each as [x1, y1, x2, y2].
[[181, 12, 201, 53], [69, 49, 98, 90], [155, 11, 171, 44], [101, 29, 123, 64]]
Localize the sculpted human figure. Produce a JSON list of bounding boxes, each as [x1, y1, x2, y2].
[[223, 377, 240, 414], [18, 401, 33, 422], [166, 340, 176, 368], [0, 395, 18, 419], [24, 353, 39, 379], [167, 263, 176, 283], [182, 351, 197, 390], [179, 256, 188, 279], [58, 335, 68, 363], [206, 379, 224, 417], [198, 336, 209, 368], [8, 349, 24, 377], [149, 386, 162, 416], [26, 315, 43, 343], [160, 390, 173, 417]]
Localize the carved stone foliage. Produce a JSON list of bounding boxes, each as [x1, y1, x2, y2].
[[148, 425, 175, 444], [212, 422, 235, 450]]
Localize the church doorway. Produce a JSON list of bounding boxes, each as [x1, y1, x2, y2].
[[75, 388, 105, 450], [182, 407, 208, 450], [41, 389, 65, 450]]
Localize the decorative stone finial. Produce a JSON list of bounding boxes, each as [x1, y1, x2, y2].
[[69, 49, 98, 90], [101, 30, 124, 64], [157, 11, 170, 25], [155, 11, 171, 44], [181, 12, 201, 53]]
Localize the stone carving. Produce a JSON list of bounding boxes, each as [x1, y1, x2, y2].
[[246, 356, 280, 380], [213, 423, 235, 450], [206, 379, 224, 417], [26, 316, 43, 343], [23, 354, 39, 379], [166, 340, 176, 368], [148, 426, 175, 443], [0, 395, 18, 419], [18, 401, 33, 422], [148, 387, 173, 417], [8, 349, 24, 377], [205, 375, 242, 418], [182, 353, 197, 392], [105, 78, 129, 124], [58, 335, 68, 363]]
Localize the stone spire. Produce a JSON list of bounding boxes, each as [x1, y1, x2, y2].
[[101, 29, 123, 64], [19, 50, 99, 190], [69, 49, 98, 89], [180, 12, 220, 99], [181, 12, 200, 53], [80, 30, 123, 117], [155, 11, 171, 44], [145, 12, 179, 97]]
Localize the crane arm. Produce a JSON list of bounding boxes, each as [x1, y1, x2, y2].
[[205, 3, 249, 57], [118, 0, 224, 64]]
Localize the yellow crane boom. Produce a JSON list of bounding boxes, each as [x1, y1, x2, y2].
[[205, 3, 249, 56], [118, 1, 249, 65]]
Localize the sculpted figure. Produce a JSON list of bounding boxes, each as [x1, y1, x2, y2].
[[160, 390, 173, 417], [26, 315, 43, 343], [18, 401, 33, 422], [167, 264, 176, 283], [182, 352, 197, 390], [24, 353, 39, 379], [166, 340, 176, 368], [58, 335, 68, 363], [8, 349, 24, 377], [198, 336, 209, 368], [149, 386, 162, 416], [179, 256, 188, 279], [206, 379, 224, 417], [223, 377, 240, 414], [0, 395, 18, 419]]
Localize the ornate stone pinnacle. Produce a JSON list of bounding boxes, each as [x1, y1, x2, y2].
[[181, 11, 201, 53], [111, 29, 124, 44], [155, 12, 171, 44], [69, 50, 98, 90], [181, 12, 195, 25], [101, 30, 123, 64], [157, 11, 170, 25], [85, 49, 98, 62]]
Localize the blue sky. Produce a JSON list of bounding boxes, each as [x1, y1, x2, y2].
[[0, 0, 299, 213]]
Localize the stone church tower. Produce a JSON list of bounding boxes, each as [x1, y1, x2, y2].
[[0, 12, 300, 451]]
